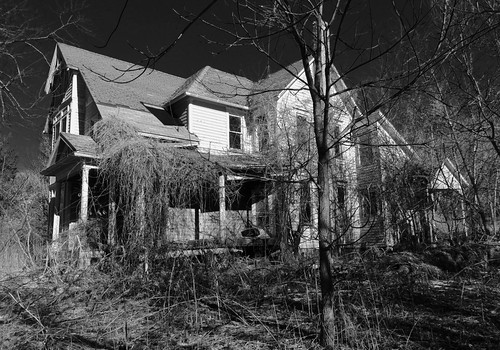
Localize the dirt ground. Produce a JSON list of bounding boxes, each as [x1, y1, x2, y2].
[[1, 247, 499, 349]]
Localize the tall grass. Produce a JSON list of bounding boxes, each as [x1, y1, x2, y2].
[[0, 225, 30, 278]]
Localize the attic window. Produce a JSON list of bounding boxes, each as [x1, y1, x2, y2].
[[229, 115, 242, 150]]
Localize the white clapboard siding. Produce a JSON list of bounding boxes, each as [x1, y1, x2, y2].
[[189, 102, 228, 151]]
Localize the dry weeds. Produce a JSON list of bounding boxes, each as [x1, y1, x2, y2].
[[0, 246, 499, 349]]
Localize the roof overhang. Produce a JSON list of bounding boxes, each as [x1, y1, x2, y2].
[[165, 91, 250, 111], [41, 154, 88, 177]]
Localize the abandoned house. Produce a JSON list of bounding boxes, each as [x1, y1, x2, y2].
[[41, 43, 466, 255]]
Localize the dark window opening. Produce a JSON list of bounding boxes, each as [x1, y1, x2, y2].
[[360, 188, 379, 217], [333, 125, 341, 157], [296, 114, 310, 150], [337, 185, 346, 210], [300, 181, 312, 225], [145, 105, 182, 126], [359, 132, 374, 165], [227, 180, 255, 211], [258, 116, 269, 152], [229, 115, 242, 149]]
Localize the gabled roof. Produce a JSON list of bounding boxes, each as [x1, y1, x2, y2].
[[45, 43, 201, 144], [60, 132, 98, 158], [255, 60, 306, 93], [47, 43, 186, 112], [431, 158, 469, 192], [42, 133, 98, 176], [164, 66, 254, 109]]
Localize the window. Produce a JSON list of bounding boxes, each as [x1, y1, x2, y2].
[[333, 125, 341, 157], [300, 181, 312, 225], [229, 115, 242, 150], [337, 185, 346, 210], [359, 132, 374, 165], [52, 105, 70, 145], [296, 114, 309, 147], [258, 115, 269, 152], [360, 188, 379, 218], [296, 114, 312, 155]]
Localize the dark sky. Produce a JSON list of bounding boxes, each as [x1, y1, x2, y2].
[[3, 0, 275, 168], [2, 0, 424, 168]]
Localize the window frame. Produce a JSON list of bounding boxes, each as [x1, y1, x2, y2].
[[296, 113, 311, 152], [359, 132, 374, 166], [229, 114, 243, 150], [333, 124, 341, 157], [360, 187, 379, 218]]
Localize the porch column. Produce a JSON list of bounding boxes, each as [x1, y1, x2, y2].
[[51, 183, 61, 241], [80, 165, 90, 222], [219, 174, 226, 239]]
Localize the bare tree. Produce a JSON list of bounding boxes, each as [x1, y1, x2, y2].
[[94, 0, 500, 346], [0, 0, 87, 124], [211, 1, 500, 346]]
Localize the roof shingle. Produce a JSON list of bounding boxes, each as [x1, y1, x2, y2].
[[57, 43, 186, 112], [165, 66, 255, 108]]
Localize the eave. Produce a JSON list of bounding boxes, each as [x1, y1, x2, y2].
[[41, 154, 97, 177], [165, 92, 250, 111]]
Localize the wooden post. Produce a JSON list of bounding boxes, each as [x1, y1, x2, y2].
[[52, 184, 61, 242], [219, 174, 226, 240], [80, 165, 90, 223]]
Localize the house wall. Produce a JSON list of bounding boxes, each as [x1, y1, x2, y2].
[[355, 122, 389, 246], [275, 70, 363, 249], [188, 100, 250, 153]]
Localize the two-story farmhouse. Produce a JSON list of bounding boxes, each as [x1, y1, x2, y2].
[[41, 43, 425, 254]]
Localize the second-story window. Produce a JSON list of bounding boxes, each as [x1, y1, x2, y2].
[[257, 115, 269, 152], [229, 115, 242, 150], [333, 125, 341, 157], [296, 114, 311, 152], [359, 132, 374, 165], [52, 105, 70, 146]]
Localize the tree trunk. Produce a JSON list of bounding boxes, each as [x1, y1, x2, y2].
[[317, 147, 336, 348]]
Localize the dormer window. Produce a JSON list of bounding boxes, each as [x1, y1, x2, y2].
[[229, 115, 242, 150]]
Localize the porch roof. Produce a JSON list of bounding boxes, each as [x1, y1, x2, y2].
[[41, 133, 98, 176], [205, 152, 268, 174]]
